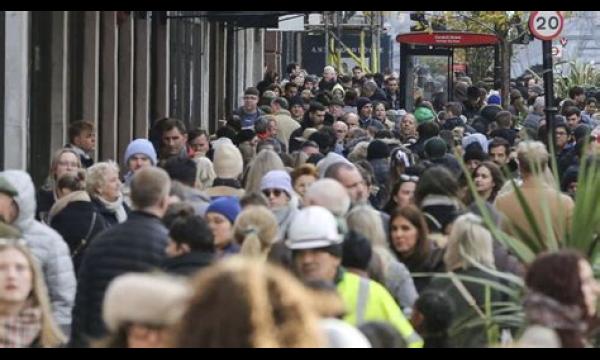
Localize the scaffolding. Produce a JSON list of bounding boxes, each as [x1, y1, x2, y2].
[[307, 11, 384, 75]]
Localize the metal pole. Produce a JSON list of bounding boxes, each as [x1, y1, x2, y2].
[[542, 39, 557, 148], [324, 12, 329, 66]]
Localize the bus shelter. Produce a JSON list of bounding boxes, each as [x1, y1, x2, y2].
[[396, 31, 500, 112]]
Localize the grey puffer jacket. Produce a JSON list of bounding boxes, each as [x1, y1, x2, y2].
[[1, 170, 76, 330], [374, 247, 418, 316]]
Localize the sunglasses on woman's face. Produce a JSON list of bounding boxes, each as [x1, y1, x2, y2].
[[263, 189, 284, 198]]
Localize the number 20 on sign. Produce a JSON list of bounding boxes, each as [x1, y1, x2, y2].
[[529, 11, 564, 41]]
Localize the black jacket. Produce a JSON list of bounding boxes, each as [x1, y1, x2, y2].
[[90, 197, 131, 227], [35, 188, 55, 222], [69, 211, 169, 347], [162, 251, 214, 277], [49, 201, 108, 272], [425, 267, 506, 347]]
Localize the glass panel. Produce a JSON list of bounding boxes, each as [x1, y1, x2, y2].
[[405, 54, 449, 113]]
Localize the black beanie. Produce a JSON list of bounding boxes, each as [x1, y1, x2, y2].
[[342, 231, 372, 271], [367, 140, 390, 160], [424, 137, 447, 160], [356, 97, 372, 113], [463, 142, 487, 162]]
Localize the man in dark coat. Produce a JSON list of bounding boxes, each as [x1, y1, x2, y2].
[[69, 167, 172, 347]]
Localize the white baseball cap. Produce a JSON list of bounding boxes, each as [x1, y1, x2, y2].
[[286, 206, 342, 250]]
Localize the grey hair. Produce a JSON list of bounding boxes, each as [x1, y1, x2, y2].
[[444, 213, 495, 271], [304, 179, 350, 217], [345, 205, 387, 249], [86, 161, 120, 196]]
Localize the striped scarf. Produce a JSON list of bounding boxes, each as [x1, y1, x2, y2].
[[0, 302, 42, 348]]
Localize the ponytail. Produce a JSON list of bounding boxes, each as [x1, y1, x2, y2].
[[240, 228, 265, 258]]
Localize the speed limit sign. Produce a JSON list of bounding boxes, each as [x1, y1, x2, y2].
[[529, 11, 564, 40]]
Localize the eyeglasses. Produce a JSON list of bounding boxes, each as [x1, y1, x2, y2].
[[263, 189, 284, 197], [400, 174, 419, 182]]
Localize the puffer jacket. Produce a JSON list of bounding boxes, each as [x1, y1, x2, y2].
[[69, 211, 169, 347], [0, 170, 76, 331]]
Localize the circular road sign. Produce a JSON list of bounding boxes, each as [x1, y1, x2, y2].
[[529, 11, 564, 41]]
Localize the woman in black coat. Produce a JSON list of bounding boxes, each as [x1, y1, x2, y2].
[[48, 174, 108, 272], [36, 148, 83, 223]]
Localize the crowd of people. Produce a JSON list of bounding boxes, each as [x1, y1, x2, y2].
[[2, 62, 600, 348]]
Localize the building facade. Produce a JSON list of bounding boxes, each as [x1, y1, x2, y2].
[[0, 11, 289, 186]]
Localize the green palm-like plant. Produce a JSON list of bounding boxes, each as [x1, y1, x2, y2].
[[554, 60, 600, 99], [417, 139, 600, 347]]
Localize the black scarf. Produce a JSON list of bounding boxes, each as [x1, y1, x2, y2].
[[212, 178, 242, 189]]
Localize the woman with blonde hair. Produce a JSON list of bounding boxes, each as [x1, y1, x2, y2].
[[36, 148, 83, 222], [346, 205, 418, 315], [0, 238, 65, 347], [193, 156, 216, 191], [171, 257, 324, 347], [424, 213, 504, 347], [86, 161, 129, 226], [233, 205, 279, 260], [243, 149, 285, 194]]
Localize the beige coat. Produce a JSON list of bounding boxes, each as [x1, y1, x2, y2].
[[205, 185, 245, 199], [273, 110, 300, 152], [494, 182, 574, 247]]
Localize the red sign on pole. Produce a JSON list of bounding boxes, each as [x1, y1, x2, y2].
[[396, 32, 500, 47], [529, 11, 564, 41]]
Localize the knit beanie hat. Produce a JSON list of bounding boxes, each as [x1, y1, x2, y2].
[[424, 137, 448, 159], [463, 142, 488, 162], [103, 273, 191, 332], [260, 170, 293, 197], [206, 196, 241, 224], [414, 106, 436, 124], [212, 142, 243, 179], [124, 139, 157, 166], [367, 140, 390, 160], [356, 97, 372, 113], [487, 94, 501, 106]]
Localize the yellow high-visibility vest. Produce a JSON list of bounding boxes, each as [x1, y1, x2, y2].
[[337, 270, 424, 348]]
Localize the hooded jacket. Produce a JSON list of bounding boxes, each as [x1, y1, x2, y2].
[[1, 170, 76, 330]]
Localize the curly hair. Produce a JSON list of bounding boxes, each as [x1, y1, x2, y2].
[[170, 257, 323, 348]]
